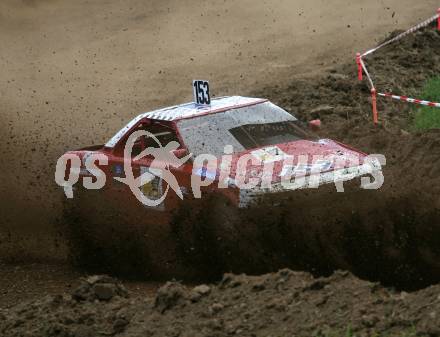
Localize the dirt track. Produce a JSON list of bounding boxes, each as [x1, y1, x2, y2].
[[1, 0, 439, 261], [2, 2, 440, 335]]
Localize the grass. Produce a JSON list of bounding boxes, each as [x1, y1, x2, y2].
[[413, 76, 440, 130]]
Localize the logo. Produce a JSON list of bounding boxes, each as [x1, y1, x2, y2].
[[114, 130, 192, 207], [55, 141, 386, 207]]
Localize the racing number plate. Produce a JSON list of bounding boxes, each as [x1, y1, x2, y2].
[[193, 80, 210, 105]]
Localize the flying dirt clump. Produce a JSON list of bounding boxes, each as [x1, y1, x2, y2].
[[2, 270, 440, 337]]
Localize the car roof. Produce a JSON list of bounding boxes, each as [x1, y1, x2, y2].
[[105, 96, 267, 148], [142, 96, 266, 121]]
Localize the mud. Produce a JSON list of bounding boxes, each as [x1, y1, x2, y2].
[[3, 272, 440, 337], [63, 178, 440, 291]]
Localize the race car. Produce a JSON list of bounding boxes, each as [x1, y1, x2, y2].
[[58, 85, 382, 277], [61, 94, 380, 211]]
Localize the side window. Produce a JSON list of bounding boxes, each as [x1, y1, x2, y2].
[[144, 124, 181, 149], [121, 122, 182, 158]]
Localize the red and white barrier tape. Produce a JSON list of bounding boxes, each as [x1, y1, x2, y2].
[[379, 93, 440, 108], [362, 12, 439, 57], [359, 58, 374, 89], [356, 8, 440, 124]]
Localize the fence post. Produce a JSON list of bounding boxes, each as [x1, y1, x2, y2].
[[371, 88, 378, 125], [438, 8, 440, 31], [356, 53, 363, 81]]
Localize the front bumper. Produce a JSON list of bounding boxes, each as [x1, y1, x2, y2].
[[238, 162, 382, 208]]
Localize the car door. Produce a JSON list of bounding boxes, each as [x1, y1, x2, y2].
[[112, 119, 193, 212]]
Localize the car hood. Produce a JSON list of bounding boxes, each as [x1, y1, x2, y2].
[[222, 138, 368, 184]]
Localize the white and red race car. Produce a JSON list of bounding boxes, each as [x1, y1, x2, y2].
[[58, 82, 382, 222]]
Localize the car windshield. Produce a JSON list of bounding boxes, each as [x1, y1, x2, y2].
[[229, 120, 316, 150], [176, 101, 317, 157]]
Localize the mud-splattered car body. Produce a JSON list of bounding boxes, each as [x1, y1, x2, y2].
[[65, 96, 372, 215]]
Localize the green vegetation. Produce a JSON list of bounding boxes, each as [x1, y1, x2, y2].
[[413, 76, 440, 130]]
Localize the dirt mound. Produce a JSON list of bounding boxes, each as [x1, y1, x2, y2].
[[2, 270, 440, 336]]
